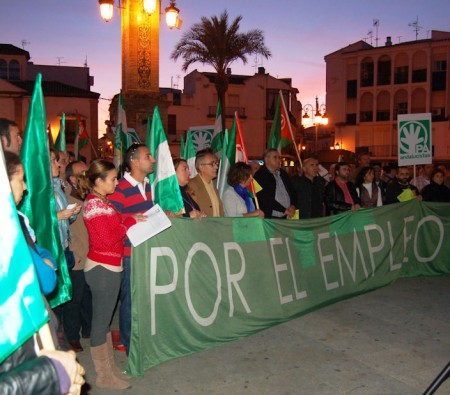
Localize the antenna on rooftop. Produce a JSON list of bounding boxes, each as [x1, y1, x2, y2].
[[84, 55, 88, 67], [366, 30, 373, 46], [55, 57, 67, 66], [397, 36, 402, 43], [408, 16, 423, 40], [373, 19, 380, 47], [21, 40, 30, 50]]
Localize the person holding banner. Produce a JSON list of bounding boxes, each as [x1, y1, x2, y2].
[[223, 162, 264, 218], [253, 149, 296, 219], [385, 166, 421, 205], [77, 159, 146, 390], [109, 143, 156, 355], [187, 148, 224, 217]]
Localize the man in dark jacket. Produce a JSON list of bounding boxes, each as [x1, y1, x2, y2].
[[324, 162, 360, 215], [292, 158, 325, 219], [385, 166, 420, 204], [254, 149, 296, 219]]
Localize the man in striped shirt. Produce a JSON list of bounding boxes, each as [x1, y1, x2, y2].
[[110, 143, 154, 354]]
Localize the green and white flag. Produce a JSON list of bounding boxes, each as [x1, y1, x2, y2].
[[217, 116, 236, 199], [146, 107, 184, 214], [0, 145, 48, 363], [182, 131, 197, 178], [19, 74, 71, 308], [54, 112, 66, 151], [211, 100, 223, 154], [114, 90, 129, 169]]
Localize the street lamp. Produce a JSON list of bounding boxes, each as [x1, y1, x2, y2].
[[99, 0, 182, 28], [302, 96, 328, 154]]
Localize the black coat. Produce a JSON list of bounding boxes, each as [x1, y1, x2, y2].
[[291, 175, 325, 219], [0, 338, 60, 395], [421, 181, 450, 202], [324, 180, 360, 215], [254, 165, 296, 218], [385, 179, 419, 204]]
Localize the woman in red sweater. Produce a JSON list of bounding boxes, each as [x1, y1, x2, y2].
[[77, 159, 145, 390]]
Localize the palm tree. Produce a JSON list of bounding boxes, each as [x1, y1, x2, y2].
[[171, 10, 271, 130]]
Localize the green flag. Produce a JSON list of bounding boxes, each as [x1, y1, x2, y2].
[[211, 100, 223, 154], [54, 112, 66, 151], [182, 131, 197, 178], [19, 74, 72, 308], [217, 117, 236, 199], [146, 107, 184, 214], [113, 90, 129, 170], [268, 92, 294, 151], [0, 145, 48, 363]]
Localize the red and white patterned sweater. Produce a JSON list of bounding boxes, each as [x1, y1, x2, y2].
[[83, 194, 136, 267]]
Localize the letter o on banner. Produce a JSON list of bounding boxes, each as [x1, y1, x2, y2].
[[414, 215, 444, 263], [185, 242, 222, 326]]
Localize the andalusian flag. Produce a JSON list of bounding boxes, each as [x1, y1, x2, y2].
[[19, 73, 72, 308], [217, 117, 236, 199], [54, 112, 66, 151], [268, 91, 295, 151], [0, 145, 48, 363], [146, 107, 184, 214], [211, 100, 223, 154], [74, 114, 90, 159], [113, 90, 129, 169], [182, 131, 197, 178]]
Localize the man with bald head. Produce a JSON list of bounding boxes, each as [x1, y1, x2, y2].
[[187, 148, 224, 216], [0, 118, 22, 154], [292, 157, 325, 219]]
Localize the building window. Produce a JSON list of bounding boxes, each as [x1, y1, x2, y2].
[[266, 89, 279, 119], [377, 58, 391, 85], [172, 91, 181, 106], [394, 103, 408, 120], [432, 71, 446, 91], [347, 80, 357, 98], [0, 59, 6, 79], [412, 69, 426, 83], [360, 111, 373, 122], [434, 60, 447, 72], [168, 114, 176, 135], [431, 107, 446, 122], [9, 60, 20, 81], [360, 60, 374, 87], [346, 113, 356, 125], [376, 111, 390, 121], [394, 66, 408, 84]]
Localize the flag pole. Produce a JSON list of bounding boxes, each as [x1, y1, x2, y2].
[[279, 90, 302, 168], [38, 323, 56, 351], [234, 111, 260, 210]]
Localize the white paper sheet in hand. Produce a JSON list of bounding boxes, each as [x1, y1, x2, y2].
[[126, 204, 172, 247]]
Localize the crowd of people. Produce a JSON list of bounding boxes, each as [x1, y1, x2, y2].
[[1, 116, 450, 392]]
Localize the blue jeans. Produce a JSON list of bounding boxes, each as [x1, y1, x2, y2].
[[120, 256, 131, 353]]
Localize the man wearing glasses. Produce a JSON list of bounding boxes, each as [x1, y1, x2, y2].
[[187, 148, 224, 216]]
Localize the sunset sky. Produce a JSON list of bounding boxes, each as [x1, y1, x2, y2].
[[2, 0, 449, 135]]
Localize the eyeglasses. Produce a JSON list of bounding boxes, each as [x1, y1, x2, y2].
[[200, 161, 219, 167]]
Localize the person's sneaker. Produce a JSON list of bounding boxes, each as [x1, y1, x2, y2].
[[69, 340, 84, 352], [113, 343, 127, 352]]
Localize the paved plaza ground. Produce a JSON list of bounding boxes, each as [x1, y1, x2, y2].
[[77, 275, 450, 395]]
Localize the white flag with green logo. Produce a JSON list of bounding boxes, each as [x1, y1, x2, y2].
[[146, 107, 184, 214], [398, 113, 432, 166]]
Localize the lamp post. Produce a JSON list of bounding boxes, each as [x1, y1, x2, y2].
[[302, 96, 328, 154], [98, 0, 182, 140]]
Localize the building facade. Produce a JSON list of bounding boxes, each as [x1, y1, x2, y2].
[[0, 44, 100, 161], [110, 67, 302, 159], [325, 30, 450, 163]]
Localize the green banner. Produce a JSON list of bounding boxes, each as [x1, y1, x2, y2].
[[128, 200, 450, 376]]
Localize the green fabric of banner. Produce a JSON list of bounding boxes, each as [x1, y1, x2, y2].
[[128, 200, 450, 376]]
